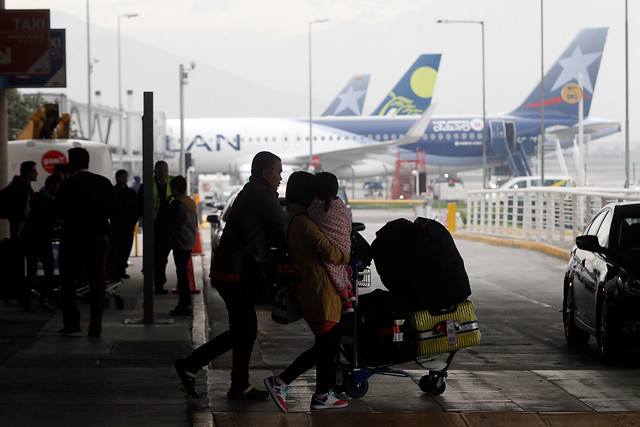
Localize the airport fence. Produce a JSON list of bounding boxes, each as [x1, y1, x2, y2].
[[465, 187, 640, 248]]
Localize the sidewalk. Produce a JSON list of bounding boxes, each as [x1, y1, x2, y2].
[[0, 253, 205, 426]]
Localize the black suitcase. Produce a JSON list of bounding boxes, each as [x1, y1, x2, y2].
[[341, 289, 416, 367]]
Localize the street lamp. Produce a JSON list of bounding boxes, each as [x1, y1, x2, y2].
[[437, 19, 487, 188], [180, 62, 196, 177], [117, 12, 138, 169], [309, 18, 329, 168]]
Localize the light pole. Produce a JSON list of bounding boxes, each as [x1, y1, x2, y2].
[[179, 62, 195, 177], [625, 0, 630, 188], [117, 12, 138, 169], [540, 0, 545, 184], [437, 19, 487, 188], [87, 0, 92, 139], [308, 18, 329, 167]]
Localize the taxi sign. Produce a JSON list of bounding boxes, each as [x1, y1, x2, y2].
[[0, 9, 51, 75]]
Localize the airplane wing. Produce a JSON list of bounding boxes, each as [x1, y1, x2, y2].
[[282, 104, 435, 167]]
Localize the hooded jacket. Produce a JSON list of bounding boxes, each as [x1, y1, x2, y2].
[[166, 194, 198, 251], [285, 203, 349, 324]]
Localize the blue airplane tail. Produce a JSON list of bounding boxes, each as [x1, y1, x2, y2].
[[322, 74, 370, 116], [510, 27, 608, 119], [371, 54, 441, 116]]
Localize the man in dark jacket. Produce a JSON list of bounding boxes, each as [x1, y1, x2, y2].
[[25, 174, 62, 310], [56, 147, 121, 338], [175, 151, 285, 400], [110, 169, 138, 279]]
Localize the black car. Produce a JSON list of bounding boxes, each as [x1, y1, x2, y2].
[[563, 201, 640, 361]]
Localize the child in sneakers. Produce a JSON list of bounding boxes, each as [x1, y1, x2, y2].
[[264, 171, 349, 412], [307, 172, 355, 314]]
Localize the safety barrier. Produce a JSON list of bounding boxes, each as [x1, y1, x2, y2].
[[465, 187, 640, 248]]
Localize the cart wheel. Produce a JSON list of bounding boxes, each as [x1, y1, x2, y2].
[[115, 295, 124, 309], [345, 373, 369, 399], [419, 374, 446, 396]]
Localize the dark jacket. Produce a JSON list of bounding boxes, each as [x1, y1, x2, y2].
[[210, 176, 285, 281], [2, 175, 34, 238], [166, 194, 198, 251], [56, 171, 121, 239], [113, 184, 138, 229], [24, 189, 57, 243]]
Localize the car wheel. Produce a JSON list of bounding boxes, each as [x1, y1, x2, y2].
[[563, 282, 589, 344], [598, 297, 620, 362]]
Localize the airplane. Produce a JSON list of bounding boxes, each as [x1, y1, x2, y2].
[[321, 74, 370, 116], [165, 27, 618, 182]]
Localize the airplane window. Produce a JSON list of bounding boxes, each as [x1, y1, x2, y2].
[[329, 136, 333, 141], [430, 133, 436, 140], [391, 134, 397, 140], [445, 133, 452, 140], [461, 133, 467, 140], [454, 132, 459, 140], [321, 136, 325, 141], [257, 137, 261, 142], [248, 137, 252, 142], [284, 137, 288, 142], [383, 134, 389, 140], [422, 135, 427, 141], [368, 134, 373, 139], [272, 137, 275, 142], [438, 133, 444, 140], [469, 133, 475, 139], [477, 132, 482, 139]]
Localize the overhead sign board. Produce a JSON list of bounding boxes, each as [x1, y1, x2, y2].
[[8, 29, 65, 87], [0, 9, 51, 75]]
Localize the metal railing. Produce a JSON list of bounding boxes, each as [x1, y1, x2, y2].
[[465, 187, 640, 248]]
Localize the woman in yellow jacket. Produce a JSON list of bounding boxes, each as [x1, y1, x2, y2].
[[264, 171, 350, 412]]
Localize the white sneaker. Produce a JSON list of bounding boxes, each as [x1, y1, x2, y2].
[[264, 375, 289, 413], [310, 390, 348, 410]]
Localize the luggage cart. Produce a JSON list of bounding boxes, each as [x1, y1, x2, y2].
[[336, 258, 480, 398]]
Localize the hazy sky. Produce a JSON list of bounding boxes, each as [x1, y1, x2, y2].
[[8, 0, 640, 146]]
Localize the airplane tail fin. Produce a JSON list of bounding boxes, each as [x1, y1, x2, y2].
[[510, 27, 608, 119], [322, 74, 370, 116], [371, 54, 441, 116]]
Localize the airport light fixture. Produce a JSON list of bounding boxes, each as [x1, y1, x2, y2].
[[309, 18, 329, 168], [117, 12, 138, 169], [437, 19, 487, 188], [180, 62, 196, 177]]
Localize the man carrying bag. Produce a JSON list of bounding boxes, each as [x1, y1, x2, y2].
[[174, 151, 286, 399]]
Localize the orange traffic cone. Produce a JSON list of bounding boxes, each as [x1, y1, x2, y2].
[[193, 227, 202, 255]]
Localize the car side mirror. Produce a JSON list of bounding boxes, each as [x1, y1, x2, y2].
[[575, 235, 606, 253], [352, 222, 365, 232], [207, 214, 219, 225]]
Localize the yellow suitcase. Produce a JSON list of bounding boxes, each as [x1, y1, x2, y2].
[[411, 300, 480, 356]]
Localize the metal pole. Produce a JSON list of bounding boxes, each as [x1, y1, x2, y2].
[[180, 64, 185, 176], [625, 0, 630, 188], [308, 19, 328, 166], [480, 21, 487, 189], [436, 19, 486, 186], [117, 13, 138, 170], [0, 0, 7, 238], [87, 0, 92, 139], [143, 92, 154, 323], [117, 17, 122, 168], [540, 0, 545, 183]]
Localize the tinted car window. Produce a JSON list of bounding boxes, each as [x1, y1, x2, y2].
[[596, 211, 612, 247], [584, 210, 607, 236]]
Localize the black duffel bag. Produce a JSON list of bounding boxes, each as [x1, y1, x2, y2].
[[371, 217, 471, 312]]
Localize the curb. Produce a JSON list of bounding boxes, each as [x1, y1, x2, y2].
[[453, 232, 571, 261]]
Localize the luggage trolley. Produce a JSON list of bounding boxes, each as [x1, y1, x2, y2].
[[336, 258, 481, 398]]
